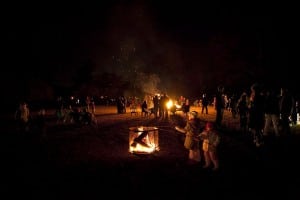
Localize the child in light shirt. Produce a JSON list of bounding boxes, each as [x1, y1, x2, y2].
[[199, 122, 220, 170]]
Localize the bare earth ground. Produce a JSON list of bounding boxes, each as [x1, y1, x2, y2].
[[1, 106, 300, 199]]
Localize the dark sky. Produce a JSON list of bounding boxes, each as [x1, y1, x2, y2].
[[3, 0, 298, 100]]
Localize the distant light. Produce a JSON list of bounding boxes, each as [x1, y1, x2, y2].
[[166, 100, 173, 109]]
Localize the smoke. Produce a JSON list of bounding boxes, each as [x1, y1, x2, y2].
[[136, 72, 161, 95]]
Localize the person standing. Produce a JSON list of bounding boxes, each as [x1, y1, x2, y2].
[[248, 83, 265, 147], [152, 95, 159, 118], [141, 100, 148, 117], [263, 88, 280, 137], [237, 92, 249, 133], [90, 98, 96, 115], [279, 87, 295, 136], [199, 122, 220, 171], [182, 98, 190, 117], [159, 93, 169, 119], [214, 85, 225, 129], [201, 93, 209, 114], [175, 111, 202, 165]]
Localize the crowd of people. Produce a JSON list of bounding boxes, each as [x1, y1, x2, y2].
[[172, 82, 298, 171], [212, 83, 298, 147], [13, 83, 299, 172], [14, 96, 98, 138]]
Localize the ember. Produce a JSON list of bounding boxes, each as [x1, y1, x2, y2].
[[129, 126, 159, 154]]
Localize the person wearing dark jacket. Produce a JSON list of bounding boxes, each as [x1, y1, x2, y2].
[[248, 83, 265, 147]]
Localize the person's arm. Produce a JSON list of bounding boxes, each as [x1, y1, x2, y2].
[[213, 134, 220, 147], [175, 126, 186, 134], [198, 131, 207, 140]]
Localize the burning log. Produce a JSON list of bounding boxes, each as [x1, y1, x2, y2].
[[129, 126, 159, 154]]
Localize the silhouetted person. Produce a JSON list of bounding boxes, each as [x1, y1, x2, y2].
[[248, 83, 265, 147], [214, 86, 225, 128], [263, 88, 280, 137], [81, 108, 93, 125], [141, 100, 148, 117], [159, 93, 169, 119], [201, 93, 209, 114], [152, 95, 159, 118], [279, 87, 295, 136], [182, 98, 190, 117], [117, 96, 126, 114], [229, 94, 237, 119], [237, 92, 249, 133]]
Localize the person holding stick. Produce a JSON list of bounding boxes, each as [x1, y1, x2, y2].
[[175, 111, 201, 165]]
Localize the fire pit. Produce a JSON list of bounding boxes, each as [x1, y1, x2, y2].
[[129, 126, 159, 154]]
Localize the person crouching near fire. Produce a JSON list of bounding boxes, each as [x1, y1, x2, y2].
[[199, 121, 220, 171], [175, 111, 201, 165]]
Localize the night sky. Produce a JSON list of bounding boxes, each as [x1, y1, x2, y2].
[[3, 1, 298, 104]]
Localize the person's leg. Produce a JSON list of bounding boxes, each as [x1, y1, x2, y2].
[[203, 151, 211, 168], [263, 114, 271, 136], [271, 114, 280, 137], [255, 128, 264, 147], [191, 149, 201, 162], [210, 151, 219, 170], [187, 150, 199, 164], [281, 116, 291, 135]]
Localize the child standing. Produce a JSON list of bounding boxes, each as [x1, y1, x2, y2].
[[175, 111, 201, 165], [199, 122, 220, 170]]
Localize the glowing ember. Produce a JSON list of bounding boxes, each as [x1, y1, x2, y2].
[[129, 126, 159, 154]]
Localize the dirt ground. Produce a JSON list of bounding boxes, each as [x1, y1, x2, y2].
[[1, 105, 300, 199]]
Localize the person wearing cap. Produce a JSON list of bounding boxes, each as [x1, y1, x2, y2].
[[199, 121, 220, 171], [175, 111, 201, 165]]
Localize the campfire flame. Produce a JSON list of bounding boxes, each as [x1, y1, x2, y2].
[[129, 126, 159, 154]]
